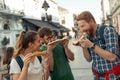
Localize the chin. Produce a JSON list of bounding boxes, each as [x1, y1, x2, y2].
[[86, 33, 92, 37], [86, 32, 90, 35]]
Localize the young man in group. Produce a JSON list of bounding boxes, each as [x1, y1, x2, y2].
[[76, 11, 120, 80], [38, 27, 75, 80]]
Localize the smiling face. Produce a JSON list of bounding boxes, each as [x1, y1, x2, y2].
[[43, 33, 55, 44], [27, 34, 41, 52], [77, 20, 94, 37], [32, 35, 41, 51], [38, 27, 54, 45], [77, 11, 96, 37], [15, 30, 42, 56]]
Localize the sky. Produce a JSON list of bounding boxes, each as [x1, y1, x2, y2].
[[54, 0, 102, 24]]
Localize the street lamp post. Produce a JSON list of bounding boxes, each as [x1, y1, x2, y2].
[[42, 0, 50, 21]]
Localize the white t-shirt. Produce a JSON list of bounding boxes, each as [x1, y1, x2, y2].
[[10, 55, 44, 80]]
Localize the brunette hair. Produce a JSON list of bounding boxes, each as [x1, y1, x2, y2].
[[38, 27, 52, 38], [3, 47, 14, 65], [77, 11, 96, 23], [14, 30, 38, 57]]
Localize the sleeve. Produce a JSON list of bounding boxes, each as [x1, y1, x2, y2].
[[10, 58, 21, 74], [104, 27, 119, 55], [40, 45, 47, 51]]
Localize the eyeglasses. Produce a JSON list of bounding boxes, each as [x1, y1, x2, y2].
[[45, 35, 54, 40]]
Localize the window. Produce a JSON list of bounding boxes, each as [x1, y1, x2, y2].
[[61, 17, 65, 24], [61, 20, 65, 24], [3, 24, 10, 30]]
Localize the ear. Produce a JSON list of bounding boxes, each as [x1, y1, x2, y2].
[[28, 42, 33, 48], [90, 19, 94, 23]]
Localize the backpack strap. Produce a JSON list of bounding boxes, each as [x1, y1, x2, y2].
[[37, 56, 42, 63], [15, 56, 23, 70], [99, 24, 106, 44], [15, 56, 42, 70]]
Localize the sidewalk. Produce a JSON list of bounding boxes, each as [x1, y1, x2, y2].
[[69, 37, 93, 80]]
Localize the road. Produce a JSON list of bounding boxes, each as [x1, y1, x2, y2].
[[68, 38, 93, 80]]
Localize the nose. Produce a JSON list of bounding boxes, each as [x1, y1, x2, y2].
[[81, 29, 88, 33], [48, 38, 54, 43], [40, 41, 44, 45], [80, 28, 86, 32]]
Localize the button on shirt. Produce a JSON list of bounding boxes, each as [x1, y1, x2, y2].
[[87, 26, 120, 73]]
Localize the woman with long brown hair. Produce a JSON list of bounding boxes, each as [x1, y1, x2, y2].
[[3, 47, 14, 65], [2, 47, 14, 80], [10, 30, 54, 80]]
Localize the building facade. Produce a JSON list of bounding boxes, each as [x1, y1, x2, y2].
[[101, 0, 120, 34], [101, 0, 110, 25], [109, 0, 120, 34], [0, 0, 71, 48], [0, 0, 24, 48], [58, 6, 76, 37]]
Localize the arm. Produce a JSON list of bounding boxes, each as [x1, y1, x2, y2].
[[64, 47, 74, 61], [79, 27, 118, 62], [82, 48, 92, 62], [62, 37, 74, 61], [12, 65, 28, 80], [47, 48, 54, 71], [42, 55, 50, 80], [92, 44, 117, 62], [47, 39, 64, 71], [12, 54, 32, 80], [80, 38, 117, 62], [40, 44, 54, 72]]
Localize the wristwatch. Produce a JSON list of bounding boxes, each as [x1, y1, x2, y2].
[[91, 43, 96, 49]]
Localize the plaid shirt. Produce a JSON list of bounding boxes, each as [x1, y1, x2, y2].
[[88, 26, 120, 80]]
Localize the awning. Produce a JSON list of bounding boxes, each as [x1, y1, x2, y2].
[[22, 18, 70, 32], [50, 22, 70, 32], [22, 18, 70, 37], [22, 18, 60, 31]]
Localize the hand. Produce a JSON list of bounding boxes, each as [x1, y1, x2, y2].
[[73, 40, 81, 46], [73, 33, 86, 46], [61, 36, 70, 48], [79, 38, 93, 48], [47, 43, 57, 51], [47, 38, 66, 50], [23, 53, 33, 68]]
